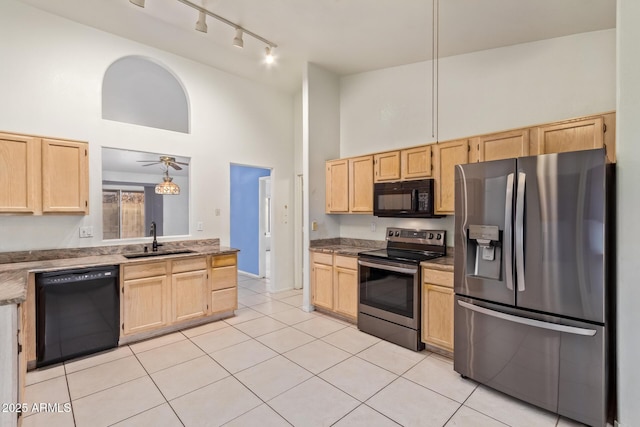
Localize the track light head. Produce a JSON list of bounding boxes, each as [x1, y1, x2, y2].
[[130, 0, 145, 7], [265, 46, 275, 64], [195, 11, 207, 33], [233, 28, 244, 48]]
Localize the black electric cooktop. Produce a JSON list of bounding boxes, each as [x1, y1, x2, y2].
[[358, 248, 444, 264]]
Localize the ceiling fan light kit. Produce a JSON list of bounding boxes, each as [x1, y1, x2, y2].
[[155, 171, 180, 195], [129, 0, 277, 64]]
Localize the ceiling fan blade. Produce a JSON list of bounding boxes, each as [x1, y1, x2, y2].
[[141, 163, 160, 167], [137, 159, 160, 163], [169, 163, 183, 170], [174, 161, 189, 166]]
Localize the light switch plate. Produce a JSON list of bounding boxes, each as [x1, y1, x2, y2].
[[196, 221, 204, 231]]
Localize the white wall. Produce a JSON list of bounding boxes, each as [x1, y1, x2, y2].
[[302, 63, 341, 309], [338, 29, 616, 245], [616, 0, 640, 424], [0, 0, 295, 289]]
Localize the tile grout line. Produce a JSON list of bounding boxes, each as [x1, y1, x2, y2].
[[127, 342, 186, 427]]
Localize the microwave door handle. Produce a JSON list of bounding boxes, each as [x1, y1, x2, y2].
[[504, 173, 514, 291], [515, 172, 526, 292]]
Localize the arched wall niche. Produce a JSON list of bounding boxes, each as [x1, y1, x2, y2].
[[102, 56, 190, 133]]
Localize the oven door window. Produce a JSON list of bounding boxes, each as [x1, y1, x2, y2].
[[359, 265, 415, 318]]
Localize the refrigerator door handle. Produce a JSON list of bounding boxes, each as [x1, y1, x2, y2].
[[515, 172, 526, 292], [504, 173, 514, 291], [457, 300, 597, 336]]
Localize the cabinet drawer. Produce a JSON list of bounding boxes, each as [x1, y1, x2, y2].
[[172, 256, 207, 273], [211, 253, 237, 267], [123, 261, 168, 281], [423, 268, 453, 288], [211, 287, 237, 313], [312, 252, 333, 266], [334, 255, 357, 270], [211, 266, 237, 291]]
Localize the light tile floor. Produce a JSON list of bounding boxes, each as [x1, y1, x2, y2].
[[23, 274, 589, 427]]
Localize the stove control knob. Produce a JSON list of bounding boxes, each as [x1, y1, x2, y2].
[[395, 231, 400, 237], [437, 233, 442, 240], [428, 233, 434, 239], [388, 230, 394, 237]]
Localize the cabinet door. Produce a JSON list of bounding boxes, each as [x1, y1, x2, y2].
[[171, 270, 208, 323], [326, 159, 349, 213], [373, 151, 400, 182], [0, 133, 39, 213], [312, 263, 333, 310], [472, 129, 529, 162], [534, 117, 604, 155], [422, 284, 454, 351], [123, 275, 168, 335], [433, 139, 468, 215], [401, 145, 432, 180], [334, 267, 357, 319], [41, 139, 89, 214], [349, 155, 373, 213]]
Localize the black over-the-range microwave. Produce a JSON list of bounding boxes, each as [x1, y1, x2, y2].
[[373, 179, 441, 218]]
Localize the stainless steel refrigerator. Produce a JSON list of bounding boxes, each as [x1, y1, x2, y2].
[[454, 148, 614, 427]]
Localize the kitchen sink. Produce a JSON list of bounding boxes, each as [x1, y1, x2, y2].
[[122, 249, 196, 259]]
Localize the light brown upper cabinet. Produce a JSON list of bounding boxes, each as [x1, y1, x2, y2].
[[433, 139, 469, 215], [532, 117, 604, 156], [326, 156, 373, 214], [373, 151, 400, 182], [401, 145, 432, 180], [0, 133, 39, 213], [349, 155, 374, 213], [0, 132, 88, 215], [41, 139, 89, 214], [470, 129, 529, 163], [325, 159, 349, 213]]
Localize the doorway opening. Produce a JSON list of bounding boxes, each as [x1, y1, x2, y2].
[[230, 164, 272, 279]]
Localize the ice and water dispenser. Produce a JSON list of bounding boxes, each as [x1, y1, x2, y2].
[[466, 225, 502, 280]]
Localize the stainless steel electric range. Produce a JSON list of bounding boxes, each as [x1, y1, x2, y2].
[[358, 227, 446, 351]]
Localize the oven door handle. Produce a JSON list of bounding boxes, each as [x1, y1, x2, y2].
[[358, 260, 418, 275]]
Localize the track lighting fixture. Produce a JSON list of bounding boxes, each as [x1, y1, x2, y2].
[[130, 0, 278, 63], [233, 28, 244, 48], [195, 11, 207, 33], [265, 46, 275, 64]]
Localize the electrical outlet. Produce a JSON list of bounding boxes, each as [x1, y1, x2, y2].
[[370, 222, 377, 232], [79, 226, 93, 238], [196, 221, 204, 231], [215, 209, 221, 216], [311, 221, 318, 231]]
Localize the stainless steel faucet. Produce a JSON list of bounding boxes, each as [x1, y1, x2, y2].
[[150, 221, 162, 252]]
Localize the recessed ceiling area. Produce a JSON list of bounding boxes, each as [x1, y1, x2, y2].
[[18, 0, 615, 92]]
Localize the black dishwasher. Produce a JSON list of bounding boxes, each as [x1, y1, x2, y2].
[[36, 265, 120, 367]]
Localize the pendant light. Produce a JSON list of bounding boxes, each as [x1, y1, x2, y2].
[[155, 169, 180, 195]]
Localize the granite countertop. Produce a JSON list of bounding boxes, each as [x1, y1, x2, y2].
[[309, 245, 370, 257], [309, 237, 386, 258], [421, 254, 454, 272], [0, 239, 238, 306]]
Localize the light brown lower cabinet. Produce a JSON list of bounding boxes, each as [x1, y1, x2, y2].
[[311, 251, 358, 321], [421, 267, 454, 352], [121, 254, 238, 337], [123, 274, 169, 335]]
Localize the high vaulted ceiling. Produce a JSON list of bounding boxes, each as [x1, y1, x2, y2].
[[19, 0, 615, 93]]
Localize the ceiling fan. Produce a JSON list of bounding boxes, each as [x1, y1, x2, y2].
[[137, 155, 188, 171]]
